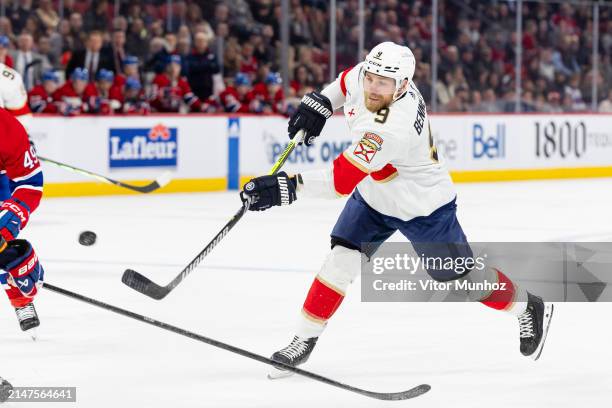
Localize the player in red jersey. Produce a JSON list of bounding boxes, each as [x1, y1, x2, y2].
[[122, 77, 150, 115], [52, 67, 97, 116], [219, 73, 257, 113], [114, 55, 141, 89], [253, 72, 285, 113], [28, 70, 61, 114], [90, 69, 123, 115], [150, 55, 203, 113], [0, 108, 45, 338]]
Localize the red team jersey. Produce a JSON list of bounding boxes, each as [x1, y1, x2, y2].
[[150, 73, 201, 112], [89, 84, 124, 115], [0, 108, 43, 215], [28, 85, 59, 113], [219, 86, 256, 113], [252, 83, 284, 113], [52, 81, 98, 115]]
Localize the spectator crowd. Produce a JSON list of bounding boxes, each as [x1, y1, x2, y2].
[[0, 0, 611, 114]]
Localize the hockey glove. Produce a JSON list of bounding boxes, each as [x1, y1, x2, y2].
[[0, 198, 31, 241], [0, 239, 44, 308], [288, 91, 333, 146], [241, 172, 298, 211]]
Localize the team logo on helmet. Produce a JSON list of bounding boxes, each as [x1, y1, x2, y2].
[[245, 181, 255, 191]]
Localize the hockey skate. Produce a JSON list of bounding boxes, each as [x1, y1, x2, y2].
[[517, 292, 554, 360], [15, 303, 40, 340], [268, 336, 318, 379]]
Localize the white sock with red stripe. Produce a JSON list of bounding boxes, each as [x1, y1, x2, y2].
[[296, 246, 361, 338], [479, 268, 528, 316]]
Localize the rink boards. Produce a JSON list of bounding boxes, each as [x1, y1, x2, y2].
[[28, 113, 612, 197]]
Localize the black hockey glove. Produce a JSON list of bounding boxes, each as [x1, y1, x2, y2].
[[240, 172, 298, 211], [288, 91, 333, 146]]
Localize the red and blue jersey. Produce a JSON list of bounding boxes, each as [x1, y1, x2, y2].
[[0, 108, 43, 214]]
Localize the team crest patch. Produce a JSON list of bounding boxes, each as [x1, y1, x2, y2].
[[353, 132, 383, 164]]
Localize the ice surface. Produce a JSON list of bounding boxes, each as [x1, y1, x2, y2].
[[1, 178, 611, 407]]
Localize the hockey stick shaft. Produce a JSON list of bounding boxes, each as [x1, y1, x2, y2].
[[38, 156, 171, 193], [122, 130, 306, 299], [43, 282, 430, 400]]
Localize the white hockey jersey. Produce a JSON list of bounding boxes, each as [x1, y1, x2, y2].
[[299, 62, 456, 221], [0, 63, 32, 130]]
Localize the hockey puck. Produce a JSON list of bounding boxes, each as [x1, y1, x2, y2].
[[78, 231, 97, 246], [0, 378, 13, 403]]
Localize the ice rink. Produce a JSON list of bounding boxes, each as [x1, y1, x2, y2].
[[1, 178, 611, 407]]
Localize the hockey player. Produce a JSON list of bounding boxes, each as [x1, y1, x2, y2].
[[114, 55, 141, 89], [0, 62, 33, 202], [150, 55, 203, 113], [28, 70, 61, 114], [122, 77, 150, 115], [0, 62, 32, 128], [0, 108, 44, 337], [52, 67, 97, 116], [253, 72, 284, 113], [240, 42, 554, 375], [89, 69, 123, 115], [0, 36, 13, 68], [219, 73, 256, 113]]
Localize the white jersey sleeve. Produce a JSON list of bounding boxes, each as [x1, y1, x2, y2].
[[0, 63, 32, 131], [299, 63, 456, 221]]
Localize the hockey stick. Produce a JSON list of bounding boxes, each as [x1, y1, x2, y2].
[[121, 130, 306, 300], [38, 156, 172, 194], [43, 282, 431, 401]]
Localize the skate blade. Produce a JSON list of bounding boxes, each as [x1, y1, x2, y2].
[[267, 368, 295, 380], [24, 327, 38, 341], [532, 303, 554, 361]]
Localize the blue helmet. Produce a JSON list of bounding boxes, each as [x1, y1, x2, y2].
[[235, 72, 251, 87], [71, 67, 89, 82], [123, 55, 139, 66], [265, 72, 282, 85], [96, 69, 114, 82], [42, 70, 60, 83], [125, 77, 142, 90], [168, 54, 181, 65], [0, 35, 9, 48]]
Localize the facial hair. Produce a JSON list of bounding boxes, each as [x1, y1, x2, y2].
[[364, 91, 393, 112]]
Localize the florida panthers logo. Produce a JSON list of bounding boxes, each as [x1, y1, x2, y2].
[[353, 132, 384, 164]]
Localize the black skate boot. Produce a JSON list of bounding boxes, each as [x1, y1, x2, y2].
[[0, 377, 13, 403], [268, 336, 318, 379], [15, 303, 40, 339], [517, 292, 554, 360]]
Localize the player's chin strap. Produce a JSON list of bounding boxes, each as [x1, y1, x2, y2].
[[392, 80, 409, 102]]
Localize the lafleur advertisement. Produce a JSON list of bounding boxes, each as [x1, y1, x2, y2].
[[109, 124, 178, 168]]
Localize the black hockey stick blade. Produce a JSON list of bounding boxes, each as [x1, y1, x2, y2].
[[43, 282, 431, 401], [121, 132, 306, 300], [38, 156, 172, 193], [121, 269, 169, 300], [115, 171, 172, 193]]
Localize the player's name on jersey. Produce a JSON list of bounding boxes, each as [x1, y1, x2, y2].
[[371, 279, 508, 292]]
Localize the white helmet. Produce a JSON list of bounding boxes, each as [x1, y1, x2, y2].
[[363, 42, 416, 99]]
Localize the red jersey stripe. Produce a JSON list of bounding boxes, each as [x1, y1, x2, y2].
[[339, 66, 354, 96], [333, 152, 369, 196]]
